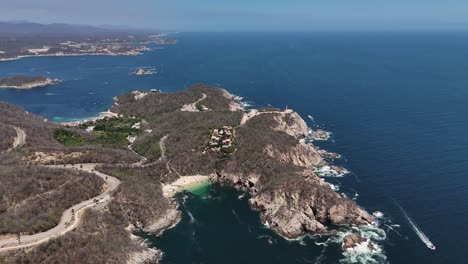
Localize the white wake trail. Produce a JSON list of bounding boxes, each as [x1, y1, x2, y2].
[[187, 210, 197, 224], [394, 201, 436, 250]]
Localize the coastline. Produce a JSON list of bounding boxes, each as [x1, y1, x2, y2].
[[162, 175, 213, 197], [57, 110, 118, 126], [0, 51, 144, 62]]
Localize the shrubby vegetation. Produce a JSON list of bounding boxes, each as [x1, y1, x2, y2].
[[79, 116, 143, 136], [0, 123, 15, 151], [53, 116, 145, 150], [54, 128, 83, 146], [0, 84, 333, 261], [220, 113, 306, 186], [0, 210, 153, 264], [0, 102, 61, 149], [0, 166, 103, 234], [113, 83, 234, 118], [132, 133, 163, 161], [97, 163, 175, 231]]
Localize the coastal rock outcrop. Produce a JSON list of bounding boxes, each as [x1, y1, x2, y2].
[[313, 129, 330, 140], [265, 142, 323, 167], [342, 233, 377, 251], [126, 248, 162, 264], [273, 110, 310, 138], [145, 208, 181, 235], [248, 179, 373, 239]]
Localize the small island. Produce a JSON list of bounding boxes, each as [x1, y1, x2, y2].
[[131, 68, 157, 76], [0, 75, 60, 89]]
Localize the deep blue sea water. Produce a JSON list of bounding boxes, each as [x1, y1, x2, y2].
[[1, 31, 468, 263]]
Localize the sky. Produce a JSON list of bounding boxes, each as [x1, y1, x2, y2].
[[1, 0, 467, 31]]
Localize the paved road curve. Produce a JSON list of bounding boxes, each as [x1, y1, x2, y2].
[[7, 126, 26, 151], [0, 163, 120, 252]]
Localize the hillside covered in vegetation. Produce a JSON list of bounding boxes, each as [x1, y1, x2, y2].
[[0, 84, 373, 263]]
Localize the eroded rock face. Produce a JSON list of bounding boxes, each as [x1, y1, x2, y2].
[[273, 111, 310, 138], [265, 142, 323, 168], [145, 208, 181, 235], [126, 247, 162, 264], [248, 178, 373, 239]]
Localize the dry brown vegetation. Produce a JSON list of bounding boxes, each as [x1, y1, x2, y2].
[[0, 123, 15, 151], [0, 102, 60, 149], [0, 210, 156, 264], [98, 163, 176, 233], [0, 83, 365, 261], [113, 83, 234, 118], [0, 166, 103, 235]]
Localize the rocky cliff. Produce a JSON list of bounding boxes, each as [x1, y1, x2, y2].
[[220, 106, 373, 239]]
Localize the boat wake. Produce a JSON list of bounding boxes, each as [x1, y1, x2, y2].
[[187, 210, 197, 224], [392, 199, 436, 250]]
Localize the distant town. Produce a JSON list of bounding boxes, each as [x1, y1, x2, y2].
[[0, 22, 176, 61]]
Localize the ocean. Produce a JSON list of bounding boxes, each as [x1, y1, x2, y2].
[[1, 31, 468, 263]]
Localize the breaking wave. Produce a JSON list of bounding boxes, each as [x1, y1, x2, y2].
[[314, 166, 349, 177], [328, 225, 388, 264]]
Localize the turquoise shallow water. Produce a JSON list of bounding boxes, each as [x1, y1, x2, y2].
[[2, 31, 468, 263]]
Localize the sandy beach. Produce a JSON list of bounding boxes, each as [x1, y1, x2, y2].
[[60, 110, 118, 126], [162, 175, 213, 197]]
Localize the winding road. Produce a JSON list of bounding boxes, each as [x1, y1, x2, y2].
[[7, 126, 26, 151], [0, 164, 120, 253], [240, 109, 293, 125], [180, 93, 207, 112]]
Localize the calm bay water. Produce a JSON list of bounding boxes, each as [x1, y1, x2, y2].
[[1, 31, 468, 263]]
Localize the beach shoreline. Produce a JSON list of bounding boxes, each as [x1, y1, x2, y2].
[[57, 110, 118, 126], [162, 175, 213, 198]]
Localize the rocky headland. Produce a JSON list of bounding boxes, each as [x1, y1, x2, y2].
[[0, 84, 375, 263]]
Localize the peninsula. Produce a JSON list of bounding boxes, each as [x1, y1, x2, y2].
[[0, 75, 60, 89], [0, 84, 374, 263]]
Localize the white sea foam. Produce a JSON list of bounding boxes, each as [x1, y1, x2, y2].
[[373, 211, 384, 218], [325, 224, 387, 264], [327, 183, 340, 191], [238, 193, 246, 200], [314, 166, 349, 178]]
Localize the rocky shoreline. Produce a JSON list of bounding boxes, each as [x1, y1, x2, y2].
[[114, 85, 377, 254], [0, 84, 380, 263]]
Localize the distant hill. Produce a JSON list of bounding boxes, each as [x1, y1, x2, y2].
[[0, 21, 175, 61], [0, 21, 146, 36], [0, 21, 103, 35]]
